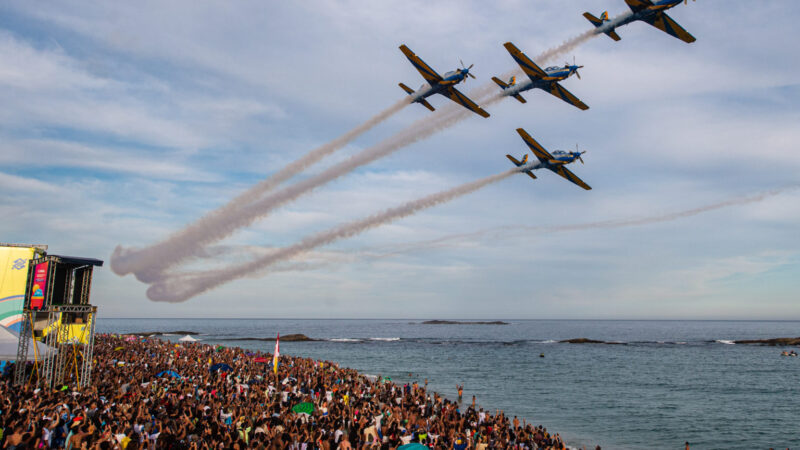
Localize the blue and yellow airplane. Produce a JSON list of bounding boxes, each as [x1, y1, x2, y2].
[[398, 44, 490, 118], [584, 0, 696, 44], [506, 128, 591, 191], [492, 42, 588, 111]]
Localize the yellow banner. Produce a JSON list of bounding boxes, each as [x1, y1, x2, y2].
[[0, 246, 35, 331]]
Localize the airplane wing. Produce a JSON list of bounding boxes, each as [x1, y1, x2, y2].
[[545, 82, 589, 110], [625, 0, 653, 13], [550, 166, 592, 190], [642, 12, 696, 43], [399, 45, 443, 84], [444, 87, 490, 118], [503, 42, 547, 81], [516, 128, 553, 163]]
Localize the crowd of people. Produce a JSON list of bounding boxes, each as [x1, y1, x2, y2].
[[1, 334, 571, 449]]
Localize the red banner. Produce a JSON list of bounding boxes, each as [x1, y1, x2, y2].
[[30, 262, 48, 310]]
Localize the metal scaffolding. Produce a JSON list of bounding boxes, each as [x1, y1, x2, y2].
[[14, 305, 98, 388], [12, 253, 102, 389]]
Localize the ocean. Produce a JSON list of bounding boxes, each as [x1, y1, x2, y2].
[[96, 319, 800, 449]]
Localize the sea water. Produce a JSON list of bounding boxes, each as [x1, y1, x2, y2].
[[96, 319, 800, 449]]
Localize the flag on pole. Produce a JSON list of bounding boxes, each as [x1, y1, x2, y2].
[[273, 333, 280, 374]]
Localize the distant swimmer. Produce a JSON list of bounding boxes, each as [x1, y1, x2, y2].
[[540, 353, 545, 358]]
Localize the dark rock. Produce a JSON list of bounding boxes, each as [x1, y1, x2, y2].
[[559, 338, 627, 345], [734, 337, 800, 346], [281, 334, 315, 341], [137, 331, 199, 337], [560, 338, 605, 344], [421, 320, 509, 325], [224, 334, 316, 342]]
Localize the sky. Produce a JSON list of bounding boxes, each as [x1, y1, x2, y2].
[[1, 0, 798, 319]]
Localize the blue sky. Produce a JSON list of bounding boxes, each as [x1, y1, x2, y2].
[[1, 1, 798, 319]]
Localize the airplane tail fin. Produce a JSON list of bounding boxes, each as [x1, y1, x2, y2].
[[400, 83, 435, 111], [583, 12, 622, 41], [493, 77, 527, 103], [505, 154, 528, 167], [507, 154, 537, 179]]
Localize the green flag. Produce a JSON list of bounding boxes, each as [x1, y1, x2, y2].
[[291, 402, 314, 415]]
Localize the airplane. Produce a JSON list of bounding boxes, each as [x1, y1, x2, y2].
[[584, 0, 696, 44], [506, 128, 591, 190], [492, 42, 588, 111], [398, 44, 490, 118]]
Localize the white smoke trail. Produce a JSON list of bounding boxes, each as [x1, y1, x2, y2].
[[111, 96, 412, 276], [356, 185, 800, 257], [115, 27, 606, 283], [146, 169, 519, 302], [185, 185, 800, 275]]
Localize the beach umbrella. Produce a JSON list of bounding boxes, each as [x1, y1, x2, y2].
[[114, 346, 124, 351], [215, 345, 224, 352], [253, 357, 269, 363], [179, 335, 198, 342], [209, 363, 232, 373], [156, 370, 181, 378], [291, 402, 314, 415], [125, 336, 136, 342], [399, 444, 430, 450]]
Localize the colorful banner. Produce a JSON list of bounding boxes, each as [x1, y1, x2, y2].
[[0, 246, 36, 331], [30, 261, 49, 310]]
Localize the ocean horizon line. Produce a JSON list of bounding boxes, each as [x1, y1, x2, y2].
[[96, 317, 800, 322]]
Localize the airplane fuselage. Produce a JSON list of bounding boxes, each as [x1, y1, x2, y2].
[[504, 65, 579, 96], [412, 70, 468, 102], [611, 0, 682, 28], [519, 151, 581, 171]]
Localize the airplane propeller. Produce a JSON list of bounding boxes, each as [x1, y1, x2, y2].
[[568, 56, 584, 80], [459, 59, 476, 80], [575, 144, 586, 164]]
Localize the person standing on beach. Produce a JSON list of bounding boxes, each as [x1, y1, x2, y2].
[[457, 384, 463, 402]]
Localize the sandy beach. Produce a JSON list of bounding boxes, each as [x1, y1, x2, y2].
[[1, 335, 570, 449]]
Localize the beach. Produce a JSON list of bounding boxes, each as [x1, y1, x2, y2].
[[1, 334, 569, 449]]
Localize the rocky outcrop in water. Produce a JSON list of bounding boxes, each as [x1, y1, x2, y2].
[[734, 337, 800, 346], [225, 334, 316, 342], [137, 331, 199, 337], [421, 320, 509, 325], [559, 338, 626, 345]]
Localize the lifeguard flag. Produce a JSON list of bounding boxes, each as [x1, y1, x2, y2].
[[273, 333, 280, 374]]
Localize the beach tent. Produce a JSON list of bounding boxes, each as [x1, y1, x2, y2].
[[156, 370, 181, 378], [209, 363, 232, 372], [179, 335, 198, 342], [0, 325, 56, 361], [291, 402, 314, 415], [398, 444, 430, 450]]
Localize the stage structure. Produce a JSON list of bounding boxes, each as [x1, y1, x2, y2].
[[13, 254, 103, 388]]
